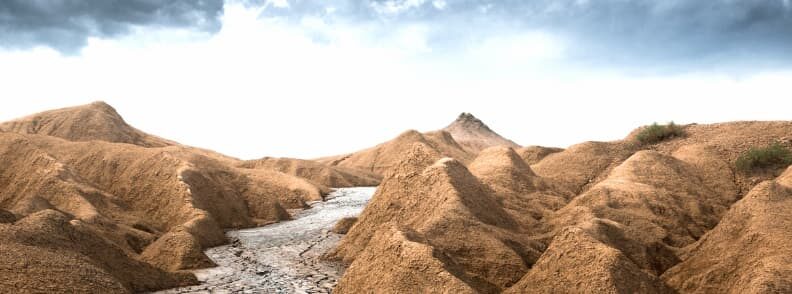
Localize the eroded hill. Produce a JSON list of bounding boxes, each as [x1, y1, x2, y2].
[[329, 121, 792, 293], [0, 102, 342, 293], [318, 113, 522, 175]]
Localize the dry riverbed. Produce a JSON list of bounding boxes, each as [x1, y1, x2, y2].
[[156, 187, 376, 294]]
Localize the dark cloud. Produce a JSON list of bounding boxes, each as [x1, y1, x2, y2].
[[258, 0, 792, 71], [0, 0, 224, 54]]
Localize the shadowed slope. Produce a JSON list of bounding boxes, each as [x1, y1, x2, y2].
[[330, 144, 542, 293], [0, 102, 334, 292], [662, 166, 792, 293]]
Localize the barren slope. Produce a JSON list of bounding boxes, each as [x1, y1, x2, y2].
[[240, 157, 380, 188], [319, 130, 474, 175], [0, 101, 174, 147], [442, 112, 520, 153], [318, 113, 522, 176], [329, 144, 544, 293], [0, 103, 331, 293], [332, 120, 792, 293], [661, 166, 792, 293]]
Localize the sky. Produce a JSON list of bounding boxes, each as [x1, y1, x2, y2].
[[1, 0, 791, 159]]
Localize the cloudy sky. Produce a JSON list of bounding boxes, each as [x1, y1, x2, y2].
[[1, 0, 791, 159]]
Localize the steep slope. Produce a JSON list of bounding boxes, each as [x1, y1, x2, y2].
[[0, 209, 196, 293], [319, 129, 474, 175], [329, 144, 543, 293], [442, 112, 520, 153], [318, 113, 520, 176], [334, 120, 792, 293], [0, 101, 174, 147], [468, 146, 571, 226], [239, 157, 380, 188], [505, 226, 673, 294], [516, 145, 564, 165], [531, 140, 638, 195], [0, 102, 332, 292], [661, 166, 792, 293]]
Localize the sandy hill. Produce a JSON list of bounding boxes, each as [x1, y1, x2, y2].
[[0, 102, 330, 293], [0, 101, 174, 147], [330, 120, 792, 293], [318, 129, 474, 175], [329, 143, 542, 293], [318, 113, 520, 176], [239, 157, 380, 188], [442, 112, 520, 153]]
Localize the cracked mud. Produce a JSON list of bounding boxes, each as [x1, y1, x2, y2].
[[156, 187, 376, 294]]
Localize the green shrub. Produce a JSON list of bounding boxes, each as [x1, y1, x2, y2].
[[736, 143, 792, 171], [636, 122, 685, 144]]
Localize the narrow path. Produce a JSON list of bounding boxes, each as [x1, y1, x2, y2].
[[156, 187, 376, 294]]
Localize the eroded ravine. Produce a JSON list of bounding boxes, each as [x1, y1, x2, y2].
[[157, 187, 376, 294]]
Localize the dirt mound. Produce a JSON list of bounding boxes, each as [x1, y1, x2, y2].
[[331, 217, 358, 234], [330, 143, 542, 292], [0, 101, 174, 147], [538, 148, 738, 279], [240, 157, 380, 188], [531, 141, 638, 195], [647, 121, 792, 192], [334, 120, 792, 293], [505, 226, 673, 294], [468, 146, 569, 226], [661, 166, 792, 293], [320, 129, 474, 175], [319, 113, 520, 176], [0, 210, 196, 293], [442, 112, 520, 153], [0, 102, 336, 292], [334, 226, 477, 294], [516, 145, 564, 165], [140, 228, 216, 272]]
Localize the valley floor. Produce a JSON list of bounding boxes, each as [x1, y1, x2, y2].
[[156, 187, 376, 294]]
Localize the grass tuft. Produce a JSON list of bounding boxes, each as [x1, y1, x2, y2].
[[636, 122, 685, 145], [736, 143, 792, 172]]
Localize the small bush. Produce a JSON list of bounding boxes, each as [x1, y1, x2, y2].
[[736, 143, 792, 171], [636, 122, 685, 144]]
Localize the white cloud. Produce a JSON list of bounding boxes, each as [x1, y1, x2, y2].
[[267, 0, 289, 9], [371, 0, 427, 15], [1, 2, 790, 159], [433, 0, 447, 10]]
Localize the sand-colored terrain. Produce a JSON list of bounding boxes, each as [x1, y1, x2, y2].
[[0, 102, 339, 293], [239, 157, 380, 188], [3, 102, 791, 293], [330, 121, 792, 293], [318, 113, 520, 175], [442, 112, 520, 154]]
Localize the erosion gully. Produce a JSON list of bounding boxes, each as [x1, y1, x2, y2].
[[156, 187, 376, 294]]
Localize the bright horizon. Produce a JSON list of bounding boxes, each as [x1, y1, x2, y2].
[[2, 0, 791, 159]]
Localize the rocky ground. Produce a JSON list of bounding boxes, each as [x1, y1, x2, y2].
[[155, 187, 376, 294]]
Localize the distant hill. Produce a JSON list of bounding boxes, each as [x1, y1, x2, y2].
[[442, 112, 520, 153], [239, 157, 381, 188], [317, 112, 521, 175], [0, 101, 174, 147]]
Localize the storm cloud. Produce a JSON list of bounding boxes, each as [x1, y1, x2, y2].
[[260, 0, 792, 70], [3, 0, 792, 70], [0, 0, 224, 53]]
